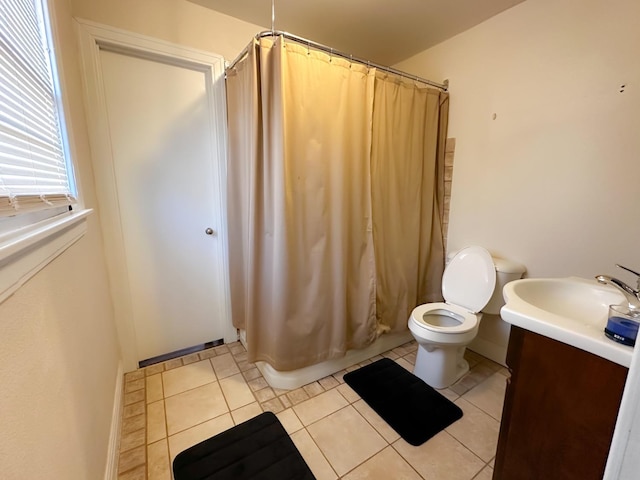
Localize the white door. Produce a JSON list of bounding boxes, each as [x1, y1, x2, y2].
[[79, 23, 236, 367]]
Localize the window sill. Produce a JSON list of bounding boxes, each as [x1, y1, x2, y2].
[[0, 209, 92, 304]]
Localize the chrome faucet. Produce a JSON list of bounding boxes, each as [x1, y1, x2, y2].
[[596, 264, 640, 311]]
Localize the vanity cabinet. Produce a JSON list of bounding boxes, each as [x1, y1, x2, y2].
[[493, 326, 628, 480]]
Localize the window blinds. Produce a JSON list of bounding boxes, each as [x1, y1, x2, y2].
[[0, 0, 75, 217]]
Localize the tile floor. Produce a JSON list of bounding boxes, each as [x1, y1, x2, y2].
[[117, 341, 508, 480]]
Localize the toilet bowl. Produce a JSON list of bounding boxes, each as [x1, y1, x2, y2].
[[408, 246, 525, 388]]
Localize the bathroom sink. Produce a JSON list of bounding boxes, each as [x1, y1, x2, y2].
[[501, 277, 633, 367]]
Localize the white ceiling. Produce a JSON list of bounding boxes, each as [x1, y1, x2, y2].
[[190, 0, 526, 65]]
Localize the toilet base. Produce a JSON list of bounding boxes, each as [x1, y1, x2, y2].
[[413, 344, 470, 389]]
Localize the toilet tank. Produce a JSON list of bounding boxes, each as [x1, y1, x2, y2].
[[483, 257, 526, 314]]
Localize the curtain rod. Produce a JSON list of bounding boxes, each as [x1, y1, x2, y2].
[[227, 30, 449, 91]]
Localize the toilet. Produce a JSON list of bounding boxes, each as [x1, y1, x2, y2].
[[408, 246, 525, 388]]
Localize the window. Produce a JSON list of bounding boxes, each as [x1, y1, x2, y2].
[[0, 0, 90, 303], [0, 0, 76, 216]]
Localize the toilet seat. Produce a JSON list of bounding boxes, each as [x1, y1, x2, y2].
[[410, 302, 478, 334]]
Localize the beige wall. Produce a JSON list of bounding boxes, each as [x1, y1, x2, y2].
[[71, 0, 267, 61], [0, 0, 121, 478], [396, 0, 640, 279]]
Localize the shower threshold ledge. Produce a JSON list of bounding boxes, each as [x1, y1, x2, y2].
[[239, 330, 413, 390]]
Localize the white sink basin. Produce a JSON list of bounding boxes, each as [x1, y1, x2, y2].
[[501, 276, 633, 367]]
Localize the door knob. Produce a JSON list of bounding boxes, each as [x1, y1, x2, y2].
[[205, 227, 215, 236]]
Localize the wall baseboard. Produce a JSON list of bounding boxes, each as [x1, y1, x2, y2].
[[104, 361, 124, 480]]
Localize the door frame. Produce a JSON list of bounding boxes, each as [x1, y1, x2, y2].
[[76, 19, 236, 371]]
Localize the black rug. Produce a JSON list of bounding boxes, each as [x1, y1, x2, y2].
[[344, 358, 463, 446], [173, 411, 315, 480]]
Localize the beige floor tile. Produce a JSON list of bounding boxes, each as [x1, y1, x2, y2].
[[342, 445, 422, 480], [118, 464, 146, 480], [198, 348, 217, 360], [254, 386, 276, 402], [332, 369, 348, 383], [219, 373, 256, 410], [165, 382, 229, 435], [473, 465, 494, 480], [123, 401, 145, 419], [287, 387, 311, 405], [352, 399, 400, 443], [290, 429, 338, 480], [303, 381, 324, 397], [404, 352, 417, 365], [213, 344, 230, 355], [168, 413, 234, 462], [293, 389, 349, 426], [450, 374, 480, 396], [162, 360, 216, 397], [439, 388, 460, 402], [382, 350, 399, 360], [234, 351, 249, 363], [318, 375, 339, 390], [395, 357, 414, 372], [120, 428, 146, 452], [279, 394, 292, 409], [147, 439, 171, 480], [260, 396, 285, 414], [122, 413, 145, 435], [231, 402, 263, 424], [146, 374, 163, 404], [242, 367, 261, 381], [118, 444, 146, 472], [393, 431, 485, 480], [237, 360, 255, 372], [446, 398, 500, 462], [307, 406, 387, 476], [181, 352, 201, 365], [337, 383, 360, 403], [248, 377, 269, 392], [210, 352, 240, 379], [147, 400, 167, 443], [392, 345, 412, 357], [125, 378, 145, 393], [163, 358, 183, 370], [124, 389, 145, 406], [144, 364, 165, 376], [462, 372, 506, 421], [276, 408, 303, 434]]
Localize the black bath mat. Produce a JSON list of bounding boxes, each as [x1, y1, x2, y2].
[[344, 358, 463, 446], [172, 411, 315, 480]]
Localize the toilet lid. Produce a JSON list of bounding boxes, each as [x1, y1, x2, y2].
[[442, 246, 496, 313]]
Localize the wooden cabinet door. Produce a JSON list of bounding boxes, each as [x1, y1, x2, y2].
[[494, 326, 627, 480]]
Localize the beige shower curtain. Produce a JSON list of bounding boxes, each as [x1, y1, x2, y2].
[[371, 74, 449, 332], [227, 38, 378, 370], [226, 37, 448, 371]]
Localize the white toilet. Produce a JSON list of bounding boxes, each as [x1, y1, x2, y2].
[[408, 246, 525, 388]]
